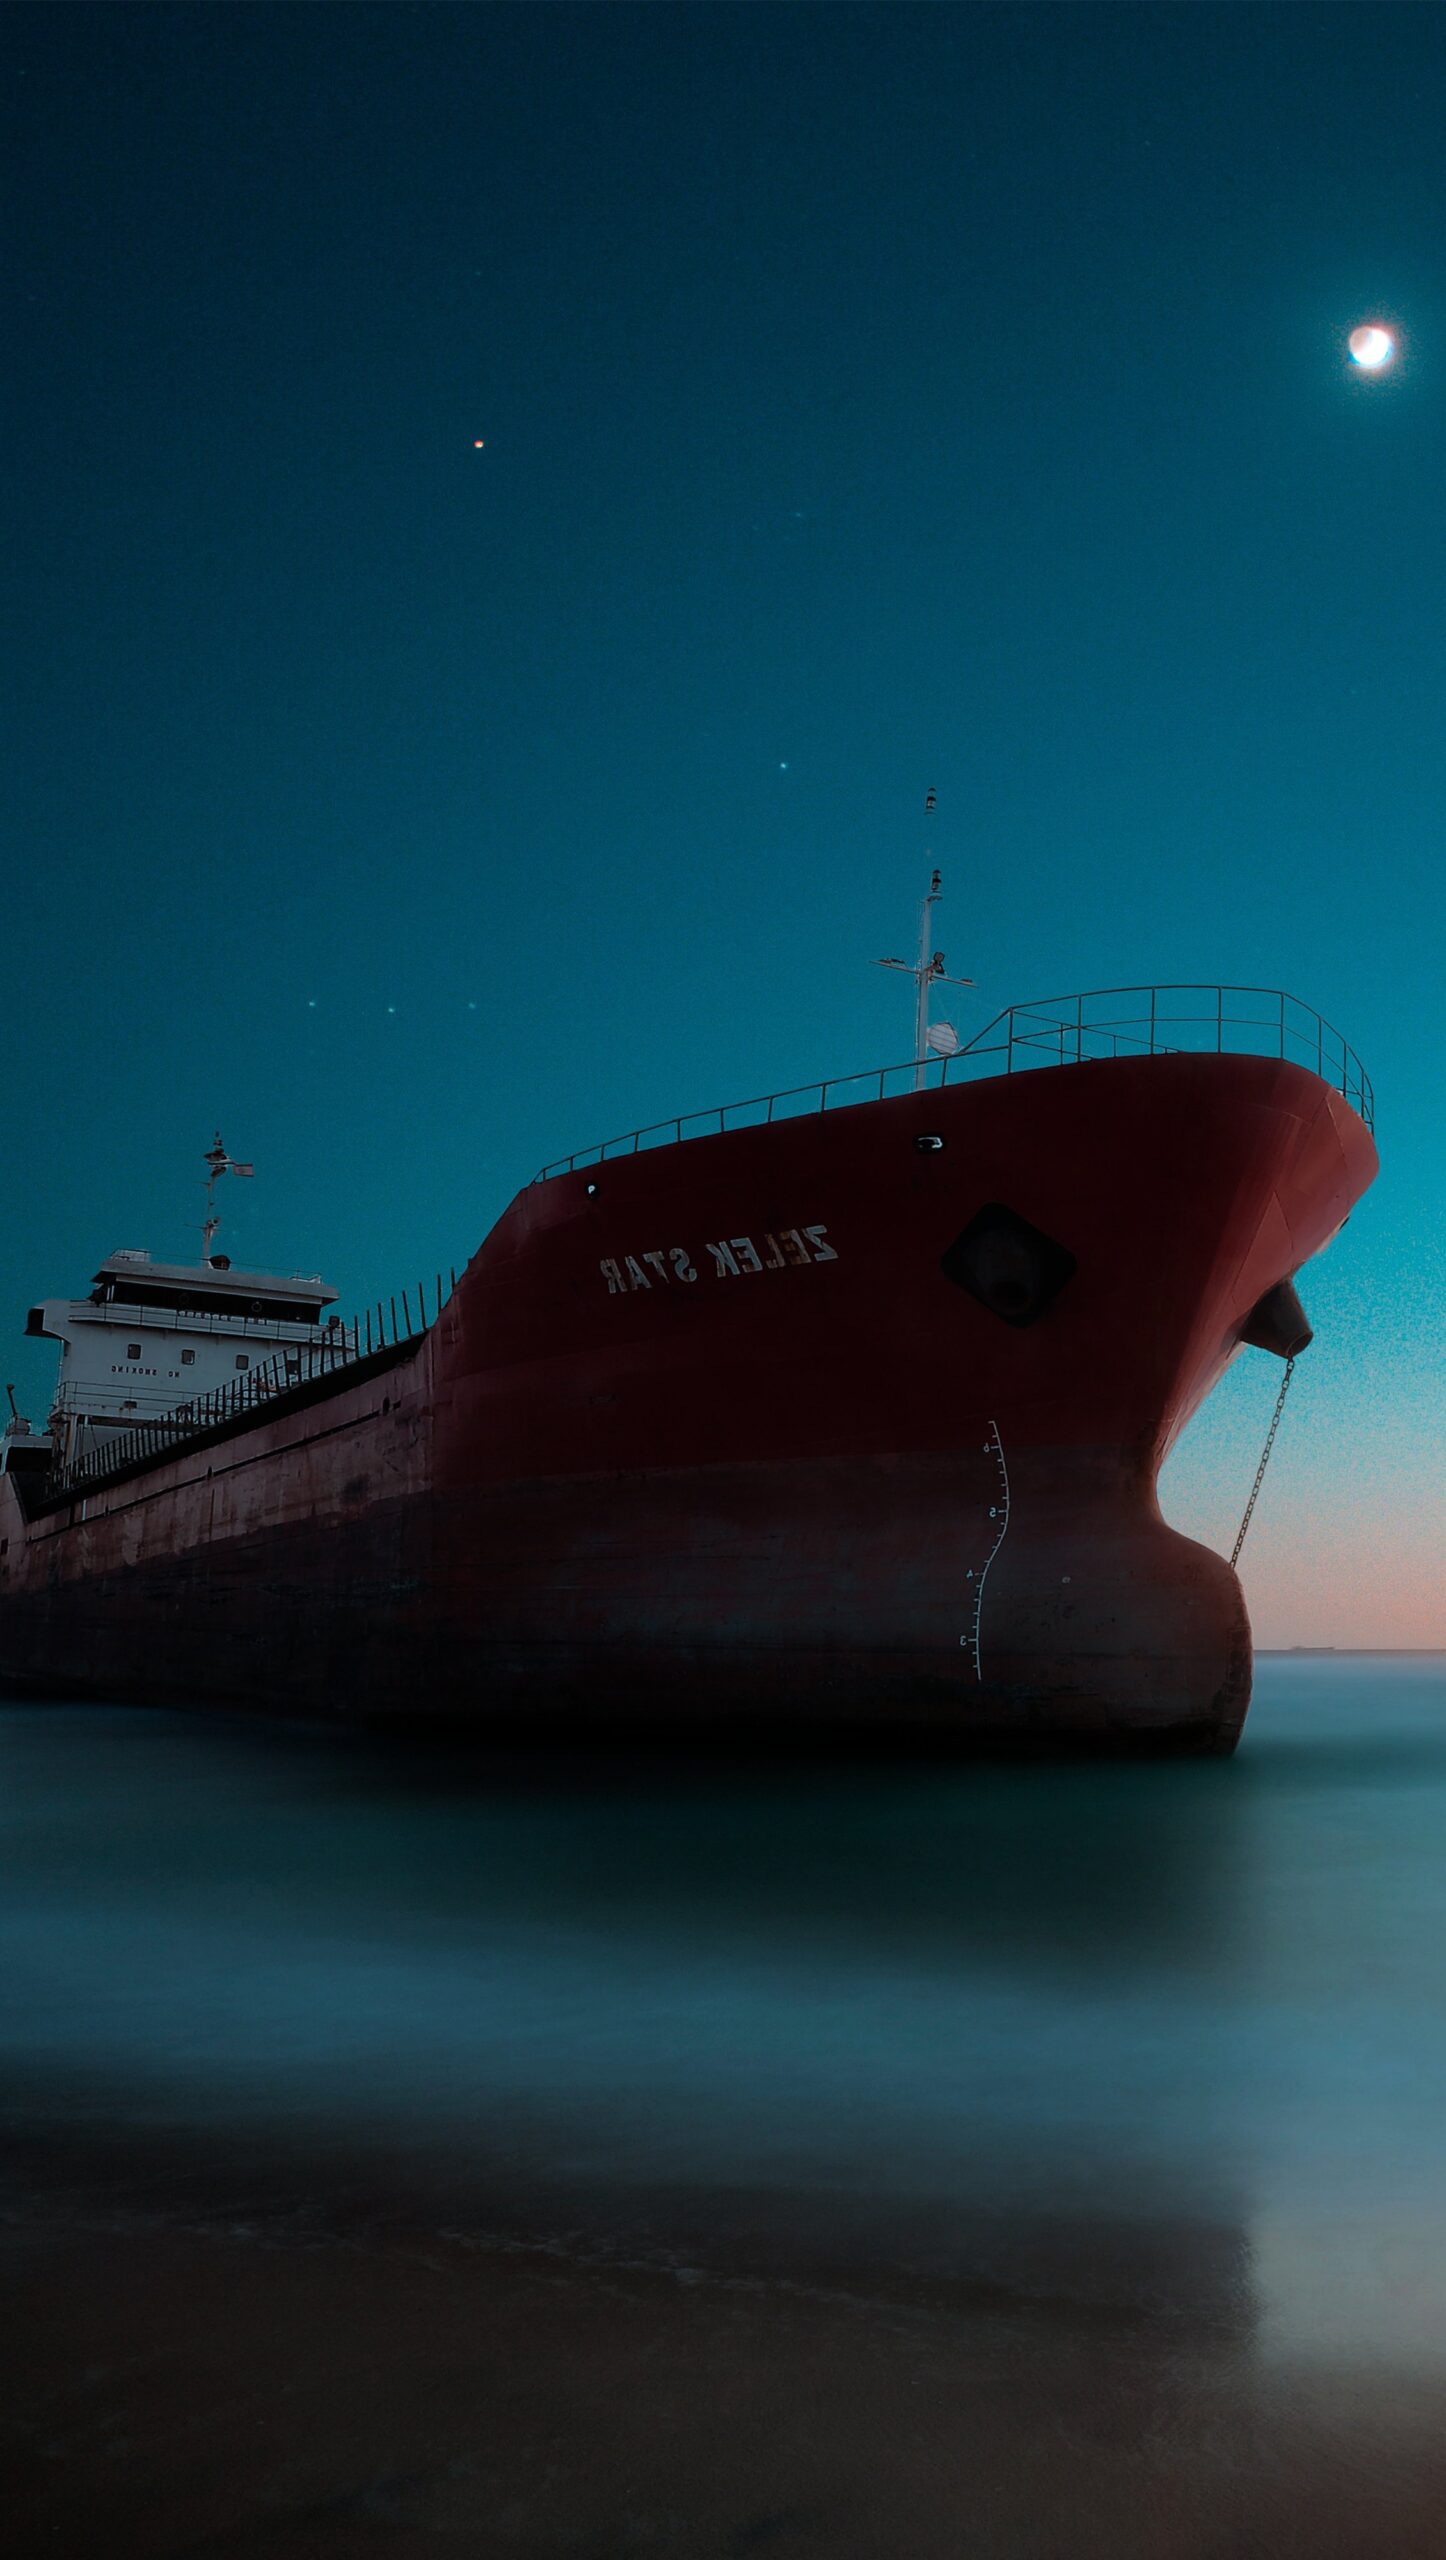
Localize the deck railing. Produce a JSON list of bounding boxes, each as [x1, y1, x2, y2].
[[44, 1269, 458, 1506], [534, 982, 1373, 1180]]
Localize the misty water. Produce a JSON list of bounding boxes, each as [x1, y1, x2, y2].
[[7, 1656, 1446, 2555]]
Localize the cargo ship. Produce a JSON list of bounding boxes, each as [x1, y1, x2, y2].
[[0, 911, 1377, 1751]]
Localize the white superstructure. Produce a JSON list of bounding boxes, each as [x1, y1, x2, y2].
[[28, 1249, 344, 1471]]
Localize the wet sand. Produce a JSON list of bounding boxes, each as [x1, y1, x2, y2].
[[8, 2160, 1446, 2558], [6, 1661, 1446, 2554]]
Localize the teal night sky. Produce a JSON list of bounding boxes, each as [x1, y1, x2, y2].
[[3, 3, 1442, 1640]]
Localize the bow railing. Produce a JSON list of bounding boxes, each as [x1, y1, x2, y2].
[[533, 983, 1373, 1179]]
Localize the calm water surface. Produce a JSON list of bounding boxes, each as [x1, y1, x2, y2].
[[5, 1656, 1446, 2554]]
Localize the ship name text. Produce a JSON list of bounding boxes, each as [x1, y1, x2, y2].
[[599, 1225, 837, 1295]]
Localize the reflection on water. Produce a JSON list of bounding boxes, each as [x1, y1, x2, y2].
[[5, 1658, 1446, 2370]]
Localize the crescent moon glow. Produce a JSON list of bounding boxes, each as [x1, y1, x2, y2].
[[1348, 324, 1395, 371]]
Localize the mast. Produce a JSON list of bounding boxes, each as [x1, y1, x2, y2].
[[876, 793, 973, 1091], [201, 1134, 255, 1262], [913, 869, 943, 1091]]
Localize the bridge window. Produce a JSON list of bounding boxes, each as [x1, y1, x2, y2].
[[235, 1354, 250, 1371], [181, 1349, 195, 1366], [126, 1343, 141, 1360]]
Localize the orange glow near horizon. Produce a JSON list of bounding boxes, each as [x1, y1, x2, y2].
[[1243, 1516, 1445, 1650]]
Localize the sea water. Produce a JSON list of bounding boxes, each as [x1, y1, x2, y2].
[[5, 1655, 1446, 2554]]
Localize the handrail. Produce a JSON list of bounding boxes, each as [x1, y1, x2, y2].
[[533, 983, 1373, 1180]]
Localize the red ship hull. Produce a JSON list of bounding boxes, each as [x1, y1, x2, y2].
[[0, 1054, 1377, 1750]]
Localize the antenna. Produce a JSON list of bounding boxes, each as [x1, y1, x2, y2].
[[875, 793, 974, 1091], [201, 1134, 256, 1263]]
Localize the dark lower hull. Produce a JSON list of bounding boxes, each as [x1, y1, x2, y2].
[[0, 1450, 1251, 1754]]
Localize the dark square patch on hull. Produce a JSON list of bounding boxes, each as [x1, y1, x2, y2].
[[941, 1202, 1077, 1328]]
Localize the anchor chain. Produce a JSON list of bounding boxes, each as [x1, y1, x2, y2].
[[1230, 1354, 1296, 1569]]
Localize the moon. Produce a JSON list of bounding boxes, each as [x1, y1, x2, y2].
[[1348, 324, 1395, 371]]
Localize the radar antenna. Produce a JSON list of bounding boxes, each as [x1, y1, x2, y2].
[[876, 793, 974, 1090]]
